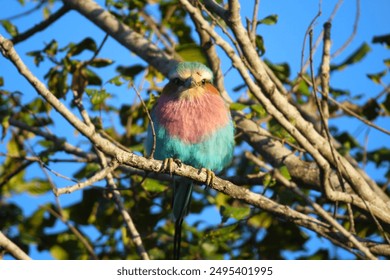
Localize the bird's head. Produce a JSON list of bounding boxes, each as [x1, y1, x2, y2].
[[162, 62, 216, 100]]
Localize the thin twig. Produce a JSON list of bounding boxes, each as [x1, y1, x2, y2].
[[131, 83, 156, 159], [331, 0, 360, 58]]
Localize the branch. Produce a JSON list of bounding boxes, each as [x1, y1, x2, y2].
[[55, 160, 119, 195], [11, 5, 70, 45], [0, 231, 31, 260], [61, 0, 176, 76]]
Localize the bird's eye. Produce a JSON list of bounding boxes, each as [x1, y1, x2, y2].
[[172, 78, 183, 86], [201, 79, 207, 85]]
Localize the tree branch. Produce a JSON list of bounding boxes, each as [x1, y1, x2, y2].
[[0, 231, 31, 260]]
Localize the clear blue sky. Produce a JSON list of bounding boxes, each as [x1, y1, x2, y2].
[[1, 0, 389, 259]]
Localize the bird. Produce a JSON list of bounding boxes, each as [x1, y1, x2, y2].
[[145, 61, 234, 259]]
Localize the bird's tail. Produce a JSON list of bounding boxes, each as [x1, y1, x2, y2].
[[172, 179, 193, 260]]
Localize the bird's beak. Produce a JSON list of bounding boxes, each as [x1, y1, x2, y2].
[[184, 76, 197, 88]]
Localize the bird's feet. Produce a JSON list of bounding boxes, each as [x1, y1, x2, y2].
[[199, 168, 215, 188], [160, 158, 182, 176]]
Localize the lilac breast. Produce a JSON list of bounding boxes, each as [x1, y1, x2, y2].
[[155, 92, 230, 144]]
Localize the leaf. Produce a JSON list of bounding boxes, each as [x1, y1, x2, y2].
[[382, 93, 390, 115], [251, 104, 267, 117], [335, 132, 360, 152], [26, 50, 45, 66], [230, 102, 247, 111], [175, 43, 208, 65], [85, 89, 111, 106], [89, 58, 114, 68], [220, 205, 250, 222], [143, 179, 167, 193], [83, 68, 102, 86], [330, 87, 350, 98], [50, 245, 69, 260], [367, 70, 387, 84], [67, 37, 97, 57], [265, 59, 290, 82], [0, 20, 19, 37], [258, 14, 278, 25], [248, 212, 273, 228], [107, 76, 124, 86], [384, 58, 390, 67], [0, 76, 3, 86], [372, 34, 390, 48], [255, 35, 266, 56], [116, 64, 145, 79], [43, 40, 58, 56], [279, 165, 291, 180], [330, 43, 371, 71], [362, 98, 380, 121]]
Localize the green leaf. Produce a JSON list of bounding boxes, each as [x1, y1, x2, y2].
[[89, 58, 114, 68], [107, 76, 124, 86], [43, 39, 58, 56], [26, 50, 45, 66], [85, 88, 111, 106], [330, 87, 350, 98], [279, 165, 291, 180], [258, 14, 278, 25], [230, 102, 247, 111], [0, 76, 3, 86], [248, 212, 272, 228], [367, 70, 387, 84], [84, 68, 102, 86], [50, 244, 69, 260], [384, 58, 390, 67], [176, 43, 208, 65], [116, 65, 145, 79], [0, 20, 19, 37], [67, 37, 97, 57], [255, 35, 266, 56], [143, 179, 167, 193], [330, 43, 371, 71], [372, 34, 390, 48], [220, 205, 250, 222], [382, 93, 390, 115], [251, 104, 267, 117], [264, 59, 290, 82]]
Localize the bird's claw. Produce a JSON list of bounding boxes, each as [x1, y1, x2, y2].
[[199, 168, 215, 188], [161, 158, 182, 176]]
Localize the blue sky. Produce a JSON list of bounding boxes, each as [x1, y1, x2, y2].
[[1, 0, 389, 259]]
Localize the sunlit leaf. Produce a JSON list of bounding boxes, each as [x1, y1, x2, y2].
[[258, 14, 278, 25], [0, 20, 19, 37], [86, 88, 111, 106], [330, 43, 371, 71], [279, 165, 291, 180], [176, 43, 207, 65], [89, 58, 114, 68], [367, 70, 387, 84], [143, 179, 167, 192], [230, 102, 247, 111], [220, 205, 250, 222]]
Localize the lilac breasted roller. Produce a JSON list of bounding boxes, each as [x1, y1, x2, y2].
[[146, 61, 234, 259]]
